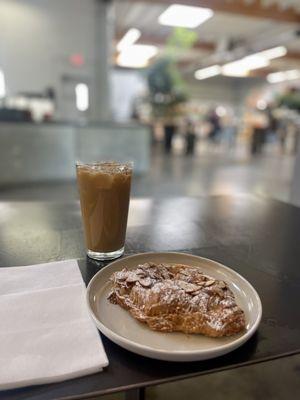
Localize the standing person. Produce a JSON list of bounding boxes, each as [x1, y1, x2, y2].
[[207, 108, 221, 143], [163, 118, 176, 154], [250, 108, 268, 155], [185, 120, 197, 155], [222, 112, 237, 149], [266, 104, 279, 140]]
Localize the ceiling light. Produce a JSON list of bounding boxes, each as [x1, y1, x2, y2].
[[158, 4, 213, 29], [243, 55, 270, 70], [117, 44, 158, 68], [222, 66, 248, 77], [267, 69, 300, 83], [252, 46, 287, 60], [194, 65, 221, 80], [117, 28, 141, 52], [222, 55, 269, 77]]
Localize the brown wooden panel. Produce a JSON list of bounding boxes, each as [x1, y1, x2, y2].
[[126, 0, 300, 23]]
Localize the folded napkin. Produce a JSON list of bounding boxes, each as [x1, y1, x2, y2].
[[0, 260, 108, 391]]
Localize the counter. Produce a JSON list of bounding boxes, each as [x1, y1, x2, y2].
[[0, 122, 150, 184]]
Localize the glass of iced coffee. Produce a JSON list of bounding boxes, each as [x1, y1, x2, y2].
[[76, 161, 132, 260]]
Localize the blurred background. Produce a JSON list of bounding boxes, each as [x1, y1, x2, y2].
[[0, 0, 299, 204]]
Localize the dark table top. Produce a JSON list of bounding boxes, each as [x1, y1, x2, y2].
[[1, 195, 300, 400]]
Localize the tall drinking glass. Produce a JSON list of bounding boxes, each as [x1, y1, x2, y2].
[[76, 161, 132, 260]]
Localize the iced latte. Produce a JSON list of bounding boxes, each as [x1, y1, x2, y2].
[[76, 161, 132, 260]]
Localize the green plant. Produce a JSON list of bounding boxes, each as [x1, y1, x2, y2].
[[146, 27, 197, 118], [278, 88, 300, 111]]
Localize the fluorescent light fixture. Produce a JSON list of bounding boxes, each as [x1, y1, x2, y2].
[[117, 44, 158, 68], [222, 66, 248, 77], [222, 55, 269, 77], [222, 47, 286, 78], [241, 55, 270, 70], [75, 83, 89, 111], [267, 69, 300, 83], [194, 65, 221, 80], [117, 28, 141, 52], [158, 4, 213, 28], [252, 46, 287, 60], [0, 69, 5, 98]]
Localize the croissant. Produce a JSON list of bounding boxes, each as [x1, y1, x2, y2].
[[108, 262, 246, 337]]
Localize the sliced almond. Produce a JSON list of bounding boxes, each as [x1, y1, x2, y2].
[[161, 270, 170, 280], [147, 269, 158, 279], [115, 271, 127, 281], [204, 280, 215, 287], [179, 269, 190, 276], [148, 262, 157, 267], [107, 290, 117, 303], [178, 281, 199, 293], [203, 274, 214, 280], [139, 277, 152, 287], [126, 273, 139, 283], [213, 288, 225, 298], [136, 268, 146, 276]]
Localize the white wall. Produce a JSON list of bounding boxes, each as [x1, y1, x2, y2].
[[0, 0, 111, 121], [186, 75, 267, 109], [111, 68, 146, 121], [187, 77, 238, 106]]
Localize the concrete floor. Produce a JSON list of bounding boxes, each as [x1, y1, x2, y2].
[[0, 142, 299, 399], [0, 142, 296, 203], [133, 142, 295, 203]]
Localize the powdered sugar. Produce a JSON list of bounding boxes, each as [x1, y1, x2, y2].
[[108, 262, 246, 337]]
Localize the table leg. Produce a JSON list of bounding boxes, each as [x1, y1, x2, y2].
[[124, 387, 145, 400]]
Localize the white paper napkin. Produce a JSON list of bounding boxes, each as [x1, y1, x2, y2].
[[0, 260, 108, 391]]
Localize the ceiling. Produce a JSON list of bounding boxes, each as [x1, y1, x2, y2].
[[114, 0, 300, 79], [116, 1, 287, 41]]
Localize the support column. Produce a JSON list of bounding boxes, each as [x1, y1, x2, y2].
[[90, 0, 114, 121]]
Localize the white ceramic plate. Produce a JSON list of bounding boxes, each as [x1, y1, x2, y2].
[[87, 252, 262, 362]]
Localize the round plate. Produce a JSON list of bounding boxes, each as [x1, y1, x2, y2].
[[87, 252, 262, 362]]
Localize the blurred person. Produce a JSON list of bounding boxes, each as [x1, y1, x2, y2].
[[222, 112, 237, 149], [163, 118, 177, 154], [130, 101, 140, 121], [184, 120, 197, 156], [266, 103, 279, 141], [207, 108, 221, 144], [278, 122, 288, 153], [249, 107, 268, 155]]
